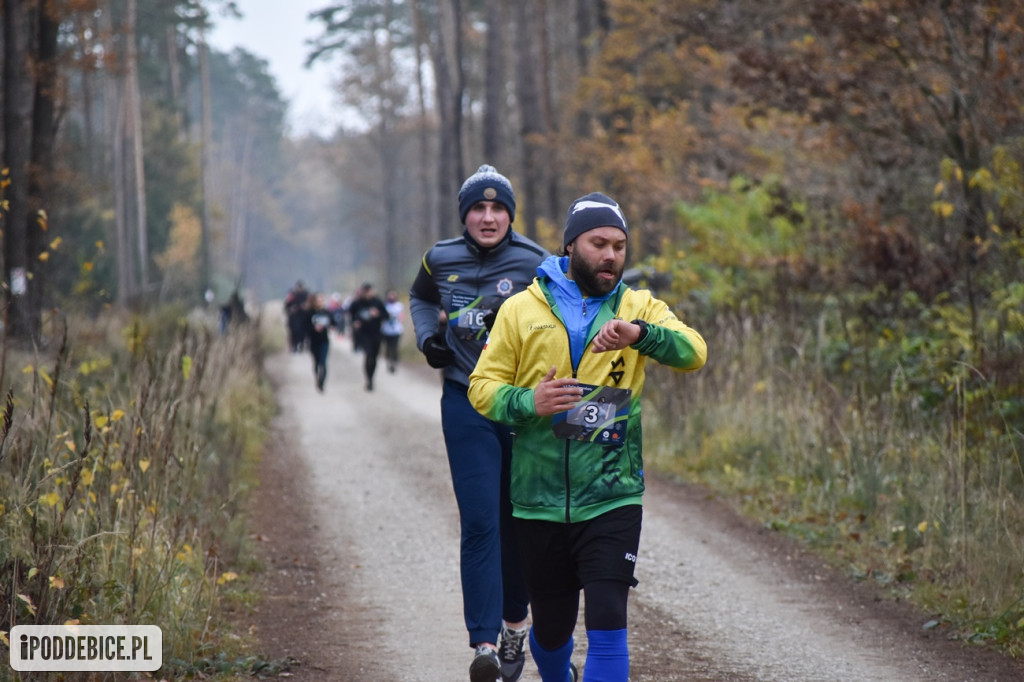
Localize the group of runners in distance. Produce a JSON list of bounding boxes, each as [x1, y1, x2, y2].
[[284, 280, 405, 393], [286, 164, 707, 682]]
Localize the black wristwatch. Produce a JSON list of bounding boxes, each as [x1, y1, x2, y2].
[[630, 319, 649, 344]]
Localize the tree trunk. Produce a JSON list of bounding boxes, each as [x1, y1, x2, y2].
[[166, 24, 184, 133], [515, 0, 543, 241], [229, 132, 254, 283], [409, 0, 439, 246], [3, 0, 39, 342], [482, 0, 505, 165], [378, 0, 401, 290], [126, 0, 149, 294], [537, 0, 562, 224], [198, 32, 213, 298], [449, 0, 465, 188], [27, 0, 61, 334], [573, 0, 600, 138], [430, 0, 461, 233], [103, 0, 134, 306]]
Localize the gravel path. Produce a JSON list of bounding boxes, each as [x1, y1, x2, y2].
[[249, 339, 1024, 681]]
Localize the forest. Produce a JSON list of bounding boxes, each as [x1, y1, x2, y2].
[[1, 0, 1023, 672]]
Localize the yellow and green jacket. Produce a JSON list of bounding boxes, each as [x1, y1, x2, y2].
[[468, 268, 706, 523]]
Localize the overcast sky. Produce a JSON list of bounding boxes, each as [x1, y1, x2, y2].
[[207, 1, 342, 137]]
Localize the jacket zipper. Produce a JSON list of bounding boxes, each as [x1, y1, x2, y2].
[[564, 358, 578, 524]]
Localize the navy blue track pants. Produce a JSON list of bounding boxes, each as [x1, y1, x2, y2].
[[441, 379, 529, 647]]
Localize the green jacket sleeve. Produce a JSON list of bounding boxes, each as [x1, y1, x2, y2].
[[468, 302, 536, 424], [630, 296, 707, 372]]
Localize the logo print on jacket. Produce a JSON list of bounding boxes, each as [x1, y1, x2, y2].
[[496, 277, 514, 296]]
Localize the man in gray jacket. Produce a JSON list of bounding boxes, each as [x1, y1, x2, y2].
[[409, 165, 549, 682]]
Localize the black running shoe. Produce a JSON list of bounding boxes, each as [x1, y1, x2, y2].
[[498, 625, 528, 682], [469, 644, 500, 682]]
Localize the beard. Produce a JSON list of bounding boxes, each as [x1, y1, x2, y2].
[[569, 249, 623, 298]]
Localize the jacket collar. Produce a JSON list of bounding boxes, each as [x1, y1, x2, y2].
[[462, 228, 513, 257]]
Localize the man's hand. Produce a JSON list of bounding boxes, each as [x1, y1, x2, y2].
[[422, 333, 455, 368], [590, 318, 643, 353], [533, 366, 583, 416]]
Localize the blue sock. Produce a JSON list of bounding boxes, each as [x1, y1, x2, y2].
[[583, 628, 629, 682], [529, 628, 575, 682]]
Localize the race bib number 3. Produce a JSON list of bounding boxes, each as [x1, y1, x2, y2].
[[552, 384, 631, 444]]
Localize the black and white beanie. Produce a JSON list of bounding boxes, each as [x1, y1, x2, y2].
[[458, 164, 517, 224], [563, 192, 629, 248]]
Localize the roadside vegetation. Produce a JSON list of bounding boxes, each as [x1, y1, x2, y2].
[[0, 309, 278, 678], [640, 175, 1024, 656]]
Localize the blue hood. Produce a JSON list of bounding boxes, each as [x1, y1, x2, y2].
[[537, 256, 620, 370]]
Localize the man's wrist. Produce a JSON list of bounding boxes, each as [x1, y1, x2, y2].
[[630, 319, 649, 344]]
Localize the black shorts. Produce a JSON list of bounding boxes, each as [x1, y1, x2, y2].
[[513, 504, 642, 594]]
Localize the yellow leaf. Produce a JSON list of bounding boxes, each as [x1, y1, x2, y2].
[[217, 571, 239, 585], [65, 439, 77, 453], [933, 181, 945, 196], [94, 415, 109, 428], [64, 619, 80, 626], [83, 261, 94, 272], [81, 469, 94, 486], [917, 521, 928, 533], [41, 492, 60, 508], [38, 252, 50, 261], [22, 364, 34, 374], [109, 483, 119, 495], [49, 576, 65, 589], [968, 167, 992, 189], [17, 593, 36, 615], [182, 355, 193, 379], [39, 369, 53, 387], [95, 240, 104, 252], [111, 409, 125, 421], [0, 631, 8, 647], [139, 459, 150, 473], [27, 567, 39, 580], [931, 201, 955, 218], [50, 237, 62, 250]]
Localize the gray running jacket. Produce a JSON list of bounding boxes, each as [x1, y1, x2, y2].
[[409, 229, 549, 388]]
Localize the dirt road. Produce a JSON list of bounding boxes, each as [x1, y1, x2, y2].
[[248, 338, 1023, 681]]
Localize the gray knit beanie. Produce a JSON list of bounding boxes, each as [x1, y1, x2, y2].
[[563, 192, 629, 248], [458, 164, 516, 224]]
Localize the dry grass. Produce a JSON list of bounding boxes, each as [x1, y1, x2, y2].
[[0, 307, 274, 677], [643, 314, 1024, 655]]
